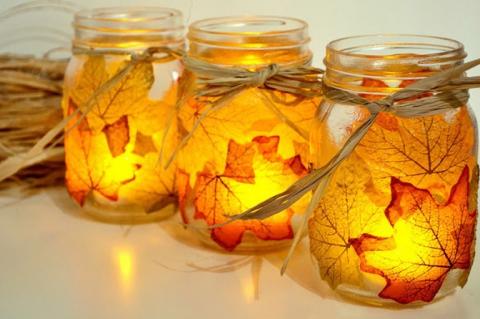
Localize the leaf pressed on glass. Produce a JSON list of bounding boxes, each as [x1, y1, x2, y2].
[[64, 99, 138, 205], [351, 166, 476, 304], [357, 108, 475, 201], [184, 135, 307, 251], [102, 115, 130, 157], [71, 55, 155, 133], [309, 154, 393, 288]]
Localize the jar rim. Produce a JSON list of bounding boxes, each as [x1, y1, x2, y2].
[[187, 15, 311, 66], [189, 15, 308, 37], [324, 34, 467, 95], [326, 34, 465, 61], [75, 6, 183, 25], [73, 6, 184, 51]]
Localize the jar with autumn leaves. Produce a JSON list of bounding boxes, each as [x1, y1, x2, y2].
[[309, 35, 478, 305], [177, 16, 319, 252], [62, 7, 184, 223]]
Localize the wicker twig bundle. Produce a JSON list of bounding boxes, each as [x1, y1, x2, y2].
[[0, 54, 67, 191]]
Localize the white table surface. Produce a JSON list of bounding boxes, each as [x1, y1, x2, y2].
[[0, 188, 478, 319]]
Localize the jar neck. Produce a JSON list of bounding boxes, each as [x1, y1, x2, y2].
[[188, 16, 312, 68], [324, 35, 466, 97], [73, 7, 184, 52]]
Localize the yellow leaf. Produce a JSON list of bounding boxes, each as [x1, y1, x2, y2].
[[71, 55, 154, 133], [357, 108, 476, 201], [308, 154, 393, 289]]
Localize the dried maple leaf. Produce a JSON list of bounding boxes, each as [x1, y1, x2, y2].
[[102, 115, 129, 157], [64, 100, 138, 206], [187, 136, 308, 251], [359, 78, 389, 101], [308, 154, 393, 288], [71, 55, 154, 133], [178, 89, 315, 186], [133, 132, 157, 156], [357, 107, 475, 201], [351, 166, 476, 304]]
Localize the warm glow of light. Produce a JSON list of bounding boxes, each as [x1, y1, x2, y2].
[[108, 154, 138, 181], [113, 247, 135, 297], [239, 54, 265, 66], [364, 218, 439, 280], [234, 170, 285, 208], [240, 276, 257, 303]]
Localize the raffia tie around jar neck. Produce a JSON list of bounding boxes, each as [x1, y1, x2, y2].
[[182, 16, 323, 98], [323, 34, 467, 98]]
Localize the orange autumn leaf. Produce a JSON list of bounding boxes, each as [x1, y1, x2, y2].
[[64, 100, 138, 206], [223, 136, 256, 183], [360, 78, 388, 101], [357, 107, 475, 200], [133, 132, 157, 156], [359, 77, 433, 132], [190, 136, 307, 251], [102, 115, 129, 157], [359, 78, 399, 131], [351, 166, 476, 304], [309, 154, 393, 288]]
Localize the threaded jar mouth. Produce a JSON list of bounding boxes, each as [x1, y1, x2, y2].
[[188, 16, 311, 66], [73, 7, 184, 51], [324, 34, 466, 94]]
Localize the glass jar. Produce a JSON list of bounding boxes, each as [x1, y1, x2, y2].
[[309, 35, 478, 305], [177, 16, 318, 252], [63, 7, 184, 223]]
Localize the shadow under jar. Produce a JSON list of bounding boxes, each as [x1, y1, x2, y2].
[[309, 35, 478, 306], [177, 16, 319, 252], [63, 7, 184, 223]]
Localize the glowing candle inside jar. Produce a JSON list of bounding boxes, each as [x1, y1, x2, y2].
[[309, 38, 478, 306], [63, 7, 184, 223], [178, 16, 318, 252]]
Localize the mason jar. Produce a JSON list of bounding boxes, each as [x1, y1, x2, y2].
[[309, 35, 478, 305], [177, 16, 319, 252], [62, 7, 184, 223]]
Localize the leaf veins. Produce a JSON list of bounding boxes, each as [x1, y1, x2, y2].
[[351, 166, 476, 304], [308, 154, 393, 288], [188, 136, 307, 251]]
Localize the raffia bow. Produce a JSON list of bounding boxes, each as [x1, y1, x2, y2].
[[225, 58, 480, 274], [184, 56, 323, 97]]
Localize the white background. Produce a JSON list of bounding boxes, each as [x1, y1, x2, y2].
[[1, 1, 480, 319]]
